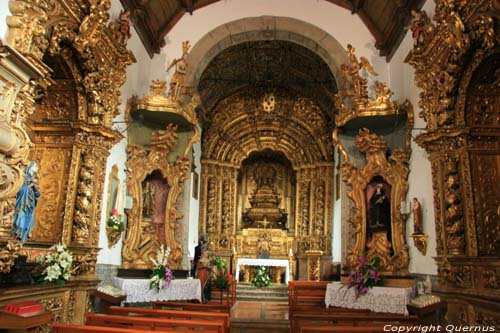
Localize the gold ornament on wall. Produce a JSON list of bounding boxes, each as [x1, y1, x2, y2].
[[335, 44, 399, 127], [333, 128, 410, 275]]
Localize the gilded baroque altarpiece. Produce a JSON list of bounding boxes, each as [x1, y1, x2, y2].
[[0, 0, 135, 326], [406, 0, 500, 324]]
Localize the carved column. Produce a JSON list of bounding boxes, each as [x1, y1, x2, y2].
[[200, 160, 238, 253]]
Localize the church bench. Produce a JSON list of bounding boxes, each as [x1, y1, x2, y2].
[[85, 313, 225, 333], [152, 300, 231, 313], [291, 311, 418, 332], [52, 323, 177, 333], [288, 281, 330, 314], [108, 306, 230, 333]]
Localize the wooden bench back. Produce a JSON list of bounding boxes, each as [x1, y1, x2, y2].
[[291, 312, 418, 332], [152, 301, 230, 313], [108, 306, 230, 333], [288, 281, 330, 309], [52, 323, 175, 333], [86, 313, 224, 333]]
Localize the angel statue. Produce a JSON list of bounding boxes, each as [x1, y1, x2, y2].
[[342, 44, 377, 99], [166, 41, 190, 99], [10, 161, 41, 242]]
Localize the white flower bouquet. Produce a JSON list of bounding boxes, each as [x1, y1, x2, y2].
[[149, 245, 174, 291], [34, 243, 73, 287]]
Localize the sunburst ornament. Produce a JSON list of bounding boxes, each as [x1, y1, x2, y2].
[[262, 93, 276, 113]]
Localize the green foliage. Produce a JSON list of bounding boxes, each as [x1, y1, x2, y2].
[[251, 266, 272, 288]]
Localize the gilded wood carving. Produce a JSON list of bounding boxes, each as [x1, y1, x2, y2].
[[1, 0, 135, 326], [406, 0, 500, 323], [334, 128, 410, 274], [200, 88, 334, 260], [122, 79, 200, 269]]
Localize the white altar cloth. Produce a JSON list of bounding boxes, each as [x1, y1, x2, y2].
[[235, 258, 290, 283], [112, 277, 202, 304], [324, 282, 414, 315]]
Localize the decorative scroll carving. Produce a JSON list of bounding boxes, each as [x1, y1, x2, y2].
[[29, 148, 71, 243], [0, 240, 22, 274], [407, 0, 500, 324], [334, 128, 410, 274]]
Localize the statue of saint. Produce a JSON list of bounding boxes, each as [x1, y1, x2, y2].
[[368, 184, 390, 232], [142, 181, 154, 218], [412, 198, 423, 234], [10, 161, 41, 241], [405, 9, 431, 47], [166, 41, 190, 99]]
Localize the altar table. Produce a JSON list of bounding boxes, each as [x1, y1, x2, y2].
[[112, 277, 202, 304], [324, 282, 414, 315], [235, 258, 290, 283]]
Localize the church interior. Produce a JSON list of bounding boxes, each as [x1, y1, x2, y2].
[[0, 0, 499, 332]]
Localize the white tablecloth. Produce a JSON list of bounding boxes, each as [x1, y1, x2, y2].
[[112, 277, 202, 304], [324, 282, 414, 315], [235, 258, 290, 283]]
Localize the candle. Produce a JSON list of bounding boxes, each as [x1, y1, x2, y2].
[[289, 248, 293, 256]]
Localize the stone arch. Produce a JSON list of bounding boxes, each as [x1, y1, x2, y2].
[[185, 16, 348, 90]]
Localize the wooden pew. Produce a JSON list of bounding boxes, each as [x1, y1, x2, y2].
[[108, 306, 230, 333], [288, 281, 330, 315], [291, 311, 418, 333], [52, 323, 176, 333], [152, 300, 230, 313], [86, 313, 225, 333]]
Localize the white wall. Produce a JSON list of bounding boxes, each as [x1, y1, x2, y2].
[[0, 2, 8, 40], [388, 0, 437, 275], [96, 0, 157, 265]]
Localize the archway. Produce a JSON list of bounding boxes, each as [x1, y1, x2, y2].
[[193, 24, 341, 279]]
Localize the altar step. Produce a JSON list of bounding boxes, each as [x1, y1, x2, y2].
[[236, 284, 288, 302]]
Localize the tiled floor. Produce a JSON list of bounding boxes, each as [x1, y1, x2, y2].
[[230, 301, 289, 333]]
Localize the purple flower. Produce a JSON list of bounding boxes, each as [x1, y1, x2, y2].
[[358, 256, 368, 266]]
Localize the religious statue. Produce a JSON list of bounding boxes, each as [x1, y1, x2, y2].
[[405, 9, 431, 47], [412, 198, 423, 234], [368, 184, 390, 232], [343, 44, 377, 99], [166, 41, 190, 99], [142, 180, 154, 218], [110, 9, 132, 45], [10, 162, 41, 242]]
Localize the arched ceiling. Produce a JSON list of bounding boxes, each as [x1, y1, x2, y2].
[[197, 40, 338, 117], [202, 87, 334, 167], [120, 0, 425, 60]]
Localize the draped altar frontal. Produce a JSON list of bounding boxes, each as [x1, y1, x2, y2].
[[325, 282, 415, 315], [235, 258, 290, 283], [113, 277, 202, 303]]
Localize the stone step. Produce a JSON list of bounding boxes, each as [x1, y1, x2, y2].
[[236, 283, 288, 302]]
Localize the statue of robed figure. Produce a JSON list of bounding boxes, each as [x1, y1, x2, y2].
[[10, 161, 41, 241]]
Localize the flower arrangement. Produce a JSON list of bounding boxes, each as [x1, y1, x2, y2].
[[34, 243, 73, 287], [107, 208, 124, 231], [149, 245, 174, 291], [251, 266, 272, 288], [211, 256, 229, 290], [346, 256, 382, 298]]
